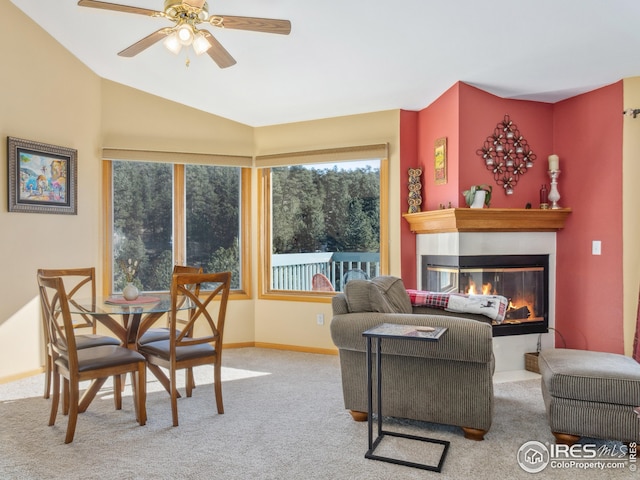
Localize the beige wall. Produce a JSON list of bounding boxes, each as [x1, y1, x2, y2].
[[623, 78, 640, 356], [253, 112, 402, 352], [0, 4, 263, 380], [99, 81, 257, 349], [6, 0, 633, 381], [0, 4, 103, 379], [0, 3, 403, 379]]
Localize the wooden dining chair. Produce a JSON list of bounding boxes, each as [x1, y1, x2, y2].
[[137, 265, 203, 391], [137, 264, 203, 345], [37, 268, 120, 400], [138, 271, 231, 426], [37, 273, 147, 444]]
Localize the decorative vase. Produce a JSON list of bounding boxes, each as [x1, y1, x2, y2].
[[470, 190, 487, 208], [123, 283, 139, 301]]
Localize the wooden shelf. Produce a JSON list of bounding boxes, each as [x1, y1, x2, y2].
[[402, 208, 572, 234]]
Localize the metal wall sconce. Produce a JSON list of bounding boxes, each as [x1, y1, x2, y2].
[[476, 114, 536, 195]]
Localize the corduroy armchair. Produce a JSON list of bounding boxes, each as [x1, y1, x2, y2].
[[330, 276, 495, 440]]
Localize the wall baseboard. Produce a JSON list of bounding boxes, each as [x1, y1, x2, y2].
[[253, 342, 338, 356], [0, 343, 339, 383]]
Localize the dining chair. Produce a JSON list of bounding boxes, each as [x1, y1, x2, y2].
[[137, 264, 203, 345], [37, 273, 147, 444], [138, 271, 231, 426], [137, 265, 203, 391], [37, 268, 120, 400]]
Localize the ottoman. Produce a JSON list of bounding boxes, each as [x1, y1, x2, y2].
[[538, 348, 640, 444]]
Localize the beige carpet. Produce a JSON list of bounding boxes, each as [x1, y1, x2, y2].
[[0, 348, 632, 479]]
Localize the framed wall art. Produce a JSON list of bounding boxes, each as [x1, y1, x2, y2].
[[7, 136, 77, 215], [434, 137, 447, 185]]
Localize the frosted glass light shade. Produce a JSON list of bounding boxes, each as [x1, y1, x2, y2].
[[177, 24, 194, 45], [163, 32, 182, 54], [192, 33, 211, 55]]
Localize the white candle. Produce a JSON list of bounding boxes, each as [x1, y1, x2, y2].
[[548, 154, 559, 171]]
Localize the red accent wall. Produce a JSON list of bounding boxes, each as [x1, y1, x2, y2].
[[399, 80, 625, 353], [400, 109, 419, 288], [417, 82, 461, 210], [458, 84, 554, 208], [553, 82, 624, 353]]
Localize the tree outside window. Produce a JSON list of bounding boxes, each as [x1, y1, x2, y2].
[[267, 160, 382, 293], [111, 161, 242, 292]]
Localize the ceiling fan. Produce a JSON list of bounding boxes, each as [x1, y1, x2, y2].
[[77, 0, 291, 68]]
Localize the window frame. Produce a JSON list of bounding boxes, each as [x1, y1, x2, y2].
[[102, 160, 251, 299], [257, 145, 389, 301]]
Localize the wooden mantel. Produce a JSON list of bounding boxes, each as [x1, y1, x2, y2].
[[402, 208, 572, 234]]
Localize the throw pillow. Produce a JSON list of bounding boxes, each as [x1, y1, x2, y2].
[[370, 276, 413, 314], [344, 280, 375, 312]]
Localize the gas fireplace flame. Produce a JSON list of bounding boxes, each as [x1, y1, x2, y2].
[[465, 279, 534, 321], [466, 280, 493, 296]]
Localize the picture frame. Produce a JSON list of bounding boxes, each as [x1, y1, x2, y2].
[[7, 137, 77, 215], [434, 137, 447, 185]]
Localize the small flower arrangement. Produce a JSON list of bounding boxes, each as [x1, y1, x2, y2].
[[119, 258, 139, 283]]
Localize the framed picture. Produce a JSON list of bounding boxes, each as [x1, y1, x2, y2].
[[7, 137, 77, 215], [434, 137, 447, 184]]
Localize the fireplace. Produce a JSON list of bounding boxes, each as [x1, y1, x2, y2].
[[422, 254, 548, 337], [404, 208, 570, 374]]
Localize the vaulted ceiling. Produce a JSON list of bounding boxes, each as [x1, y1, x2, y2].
[[10, 0, 640, 127]]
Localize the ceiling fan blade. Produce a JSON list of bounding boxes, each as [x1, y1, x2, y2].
[[77, 0, 160, 17], [202, 31, 237, 69], [210, 15, 291, 35], [118, 28, 171, 57]]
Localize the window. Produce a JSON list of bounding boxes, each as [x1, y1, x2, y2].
[[105, 159, 249, 295], [258, 144, 388, 299]]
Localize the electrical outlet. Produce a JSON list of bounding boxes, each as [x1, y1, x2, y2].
[[592, 240, 601, 255], [316, 313, 324, 325]]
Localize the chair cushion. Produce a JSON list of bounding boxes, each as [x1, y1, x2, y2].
[[138, 327, 172, 345], [139, 340, 216, 362], [75, 334, 120, 349], [539, 348, 640, 406], [56, 345, 145, 372]]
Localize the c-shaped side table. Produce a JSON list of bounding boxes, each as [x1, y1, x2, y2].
[[362, 323, 450, 472]]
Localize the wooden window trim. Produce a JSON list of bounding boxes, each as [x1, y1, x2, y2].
[[102, 160, 251, 299], [258, 156, 389, 302]]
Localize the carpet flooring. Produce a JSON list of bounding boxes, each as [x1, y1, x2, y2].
[[0, 348, 633, 479]]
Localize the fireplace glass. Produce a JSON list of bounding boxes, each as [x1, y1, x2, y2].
[[422, 255, 548, 336]]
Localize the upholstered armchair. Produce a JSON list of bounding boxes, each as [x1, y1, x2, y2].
[[330, 276, 495, 440]]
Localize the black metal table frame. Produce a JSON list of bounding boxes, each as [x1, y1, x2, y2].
[[365, 333, 450, 472]]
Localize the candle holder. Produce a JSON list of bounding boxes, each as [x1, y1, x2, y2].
[[548, 170, 561, 209]]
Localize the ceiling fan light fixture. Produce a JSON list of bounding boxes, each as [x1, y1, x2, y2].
[[163, 32, 182, 54], [177, 24, 194, 45], [192, 33, 211, 55]]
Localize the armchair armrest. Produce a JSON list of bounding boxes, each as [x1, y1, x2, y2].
[[330, 312, 493, 364]]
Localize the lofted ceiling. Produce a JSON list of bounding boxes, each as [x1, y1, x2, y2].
[[9, 0, 640, 127]]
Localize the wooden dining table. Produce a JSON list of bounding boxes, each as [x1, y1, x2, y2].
[[65, 293, 191, 411]]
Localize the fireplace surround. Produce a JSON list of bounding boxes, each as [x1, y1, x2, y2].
[[404, 208, 571, 373]]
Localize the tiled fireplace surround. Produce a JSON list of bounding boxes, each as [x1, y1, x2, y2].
[[405, 208, 571, 377]]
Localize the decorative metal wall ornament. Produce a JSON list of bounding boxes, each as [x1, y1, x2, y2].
[[407, 168, 423, 213], [476, 114, 537, 195]]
